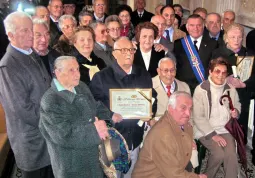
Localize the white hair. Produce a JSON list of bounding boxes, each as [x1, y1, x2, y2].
[[158, 57, 176, 68], [4, 11, 32, 35], [58, 15, 77, 30], [113, 36, 130, 50], [33, 18, 49, 31], [54, 56, 77, 70], [168, 91, 192, 109]]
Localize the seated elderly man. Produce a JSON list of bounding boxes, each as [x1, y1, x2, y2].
[[132, 91, 207, 178], [90, 37, 157, 178], [39, 56, 122, 178], [192, 57, 240, 178], [153, 57, 190, 117]]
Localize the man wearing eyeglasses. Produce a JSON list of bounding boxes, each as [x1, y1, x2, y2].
[[47, 0, 63, 47], [90, 37, 157, 178], [63, 0, 76, 16], [92, 0, 108, 23], [152, 57, 190, 118]]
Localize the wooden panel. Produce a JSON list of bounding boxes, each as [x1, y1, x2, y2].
[[0, 103, 6, 133]]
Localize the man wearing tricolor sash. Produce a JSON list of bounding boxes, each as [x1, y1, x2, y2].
[[174, 14, 218, 94]]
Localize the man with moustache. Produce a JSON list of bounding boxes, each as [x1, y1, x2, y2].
[[90, 37, 157, 178], [0, 12, 53, 178]]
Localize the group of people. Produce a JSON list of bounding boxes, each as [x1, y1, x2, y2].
[[0, 0, 255, 178]]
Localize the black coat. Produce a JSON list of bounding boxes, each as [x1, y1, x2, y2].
[[90, 61, 157, 150], [131, 10, 154, 27], [174, 35, 218, 94], [203, 28, 224, 47], [133, 45, 165, 78], [49, 19, 62, 47], [71, 48, 106, 85], [92, 12, 108, 23], [246, 29, 255, 55]]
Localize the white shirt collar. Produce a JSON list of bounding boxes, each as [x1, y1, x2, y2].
[[154, 37, 161, 44], [137, 10, 144, 15], [160, 79, 176, 94], [190, 35, 203, 50], [94, 13, 105, 22], [50, 15, 58, 22], [127, 66, 132, 74], [141, 50, 152, 70]]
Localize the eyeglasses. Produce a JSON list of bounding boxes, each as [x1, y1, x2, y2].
[[95, 4, 105, 7], [160, 68, 176, 74], [213, 69, 228, 76], [107, 27, 121, 32], [119, 14, 130, 18], [62, 24, 76, 29], [114, 48, 136, 54], [228, 36, 243, 41], [51, 5, 63, 9], [64, 5, 75, 8]]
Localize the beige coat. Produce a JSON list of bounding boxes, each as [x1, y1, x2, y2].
[[132, 111, 199, 178], [152, 75, 191, 116], [173, 28, 186, 42], [192, 80, 241, 139]]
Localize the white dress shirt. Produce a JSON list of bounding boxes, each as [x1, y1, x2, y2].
[[161, 79, 176, 94], [190, 35, 203, 50], [141, 50, 152, 70]]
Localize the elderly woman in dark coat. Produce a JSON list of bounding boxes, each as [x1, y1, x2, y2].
[[39, 56, 122, 178]]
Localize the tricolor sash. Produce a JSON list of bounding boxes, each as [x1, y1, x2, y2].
[[181, 36, 205, 84]]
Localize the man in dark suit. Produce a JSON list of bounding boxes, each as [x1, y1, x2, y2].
[[0, 12, 53, 178], [47, 0, 63, 47], [131, 0, 154, 27], [90, 37, 157, 178], [32, 18, 60, 78], [90, 22, 114, 66], [92, 0, 108, 23], [174, 14, 218, 94], [204, 12, 224, 47], [246, 29, 255, 54]]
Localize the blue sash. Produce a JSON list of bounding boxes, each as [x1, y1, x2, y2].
[[181, 36, 205, 84]]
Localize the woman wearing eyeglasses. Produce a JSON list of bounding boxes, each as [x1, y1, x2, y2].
[[212, 23, 255, 147], [193, 57, 240, 178], [105, 15, 122, 47], [116, 4, 135, 40], [133, 22, 166, 78]]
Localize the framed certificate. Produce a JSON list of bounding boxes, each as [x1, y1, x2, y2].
[[110, 89, 152, 121], [236, 56, 254, 82]]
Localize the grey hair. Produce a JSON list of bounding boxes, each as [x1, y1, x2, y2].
[[206, 12, 221, 22], [113, 36, 130, 50], [48, 0, 61, 6], [223, 9, 236, 20], [4, 11, 32, 35], [105, 15, 123, 27], [58, 15, 77, 30], [92, 0, 105, 5], [54, 56, 77, 70], [78, 10, 93, 22], [168, 91, 192, 109], [89, 21, 105, 30], [158, 57, 176, 68], [32, 18, 49, 31], [34, 6, 48, 15]]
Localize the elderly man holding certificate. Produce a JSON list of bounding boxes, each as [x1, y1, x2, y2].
[[90, 36, 157, 178]]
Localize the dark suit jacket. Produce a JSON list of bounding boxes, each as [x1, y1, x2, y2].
[[131, 9, 154, 27], [203, 29, 224, 47], [0, 45, 51, 171], [133, 45, 165, 78], [92, 12, 108, 23], [93, 42, 114, 66], [246, 29, 255, 54], [174, 35, 218, 94], [90, 61, 157, 149], [49, 19, 62, 47], [159, 36, 174, 52]]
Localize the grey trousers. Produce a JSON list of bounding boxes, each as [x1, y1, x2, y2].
[[199, 133, 238, 178], [117, 146, 140, 178]]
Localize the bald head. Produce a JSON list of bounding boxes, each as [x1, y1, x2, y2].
[[151, 15, 166, 37], [222, 10, 235, 30]]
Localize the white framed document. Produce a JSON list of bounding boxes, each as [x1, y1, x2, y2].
[[110, 89, 152, 121], [236, 56, 254, 82]]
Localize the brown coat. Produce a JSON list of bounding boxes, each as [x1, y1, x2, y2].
[[132, 111, 199, 178], [172, 28, 186, 42]]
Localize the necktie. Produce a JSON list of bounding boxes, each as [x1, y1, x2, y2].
[[211, 37, 216, 40], [139, 13, 142, 18], [165, 30, 171, 42], [193, 40, 199, 52], [166, 85, 171, 97]]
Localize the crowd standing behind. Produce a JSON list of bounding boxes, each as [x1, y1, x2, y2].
[[0, 0, 255, 178]]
